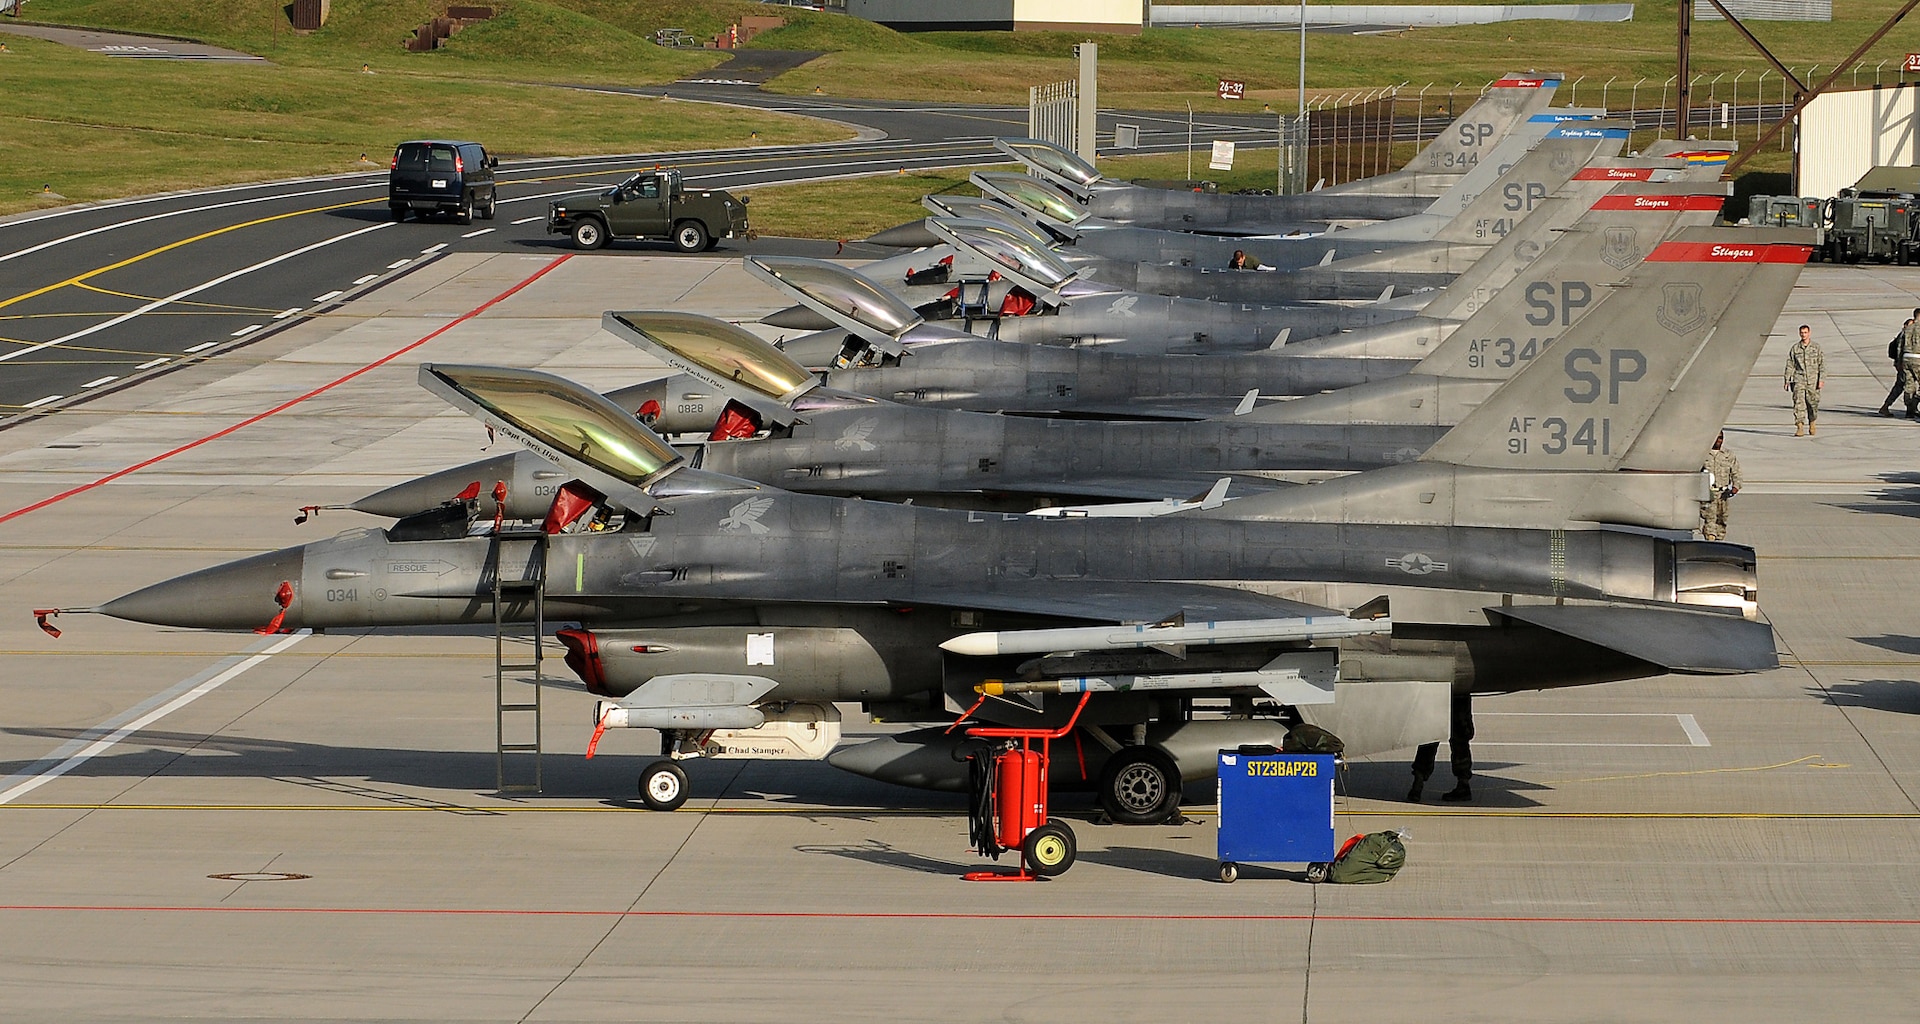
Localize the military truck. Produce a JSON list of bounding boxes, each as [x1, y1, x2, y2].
[[547, 169, 749, 252], [1823, 190, 1916, 265]]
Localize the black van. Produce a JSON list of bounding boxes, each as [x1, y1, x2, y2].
[[388, 140, 497, 223]]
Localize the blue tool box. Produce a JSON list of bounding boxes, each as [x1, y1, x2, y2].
[[1215, 748, 1335, 883]]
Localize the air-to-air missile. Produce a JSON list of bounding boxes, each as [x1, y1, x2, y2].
[[69, 228, 1807, 822]]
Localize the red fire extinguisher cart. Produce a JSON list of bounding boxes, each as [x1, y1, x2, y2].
[[957, 692, 1091, 881]]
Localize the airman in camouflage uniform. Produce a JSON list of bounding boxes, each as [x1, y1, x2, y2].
[[1783, 324, 1824, 436], [1900, 311, 1920, 419], [1701, 431, 1741, 541], [1876, 317, 1914, 417]]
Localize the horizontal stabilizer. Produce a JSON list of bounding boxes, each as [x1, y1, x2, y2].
[[1487, 604, 1777, 674], [762, 304, 837, 331]]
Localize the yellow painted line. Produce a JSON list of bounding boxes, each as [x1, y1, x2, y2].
[[73, 281, 283, 314], [1547, 754, 1823, 786], [0, 197, 377, 313]]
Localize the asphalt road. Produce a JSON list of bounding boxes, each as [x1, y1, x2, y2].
[[0, 83, 1286, 419]]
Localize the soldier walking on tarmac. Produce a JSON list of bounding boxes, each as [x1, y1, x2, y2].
[[1701, 431, 1741, 541], [1877, 317, 1915, 417], [1883, 311, 1920, 419], [1784, 324, 1825, 436], [1407, 693, 1474, 803]]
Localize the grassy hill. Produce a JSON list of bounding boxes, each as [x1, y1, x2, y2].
[[6, 0, 1906, 215]]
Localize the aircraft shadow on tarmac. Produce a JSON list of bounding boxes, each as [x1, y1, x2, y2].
[[1330, 760, 1548, 808], [793, 840, 973, 876], [1079, 845, 1311, 883], [1813, 676, 1920, 715], [2, 726, 1550, 809], [1829, 472, 1920, 519]]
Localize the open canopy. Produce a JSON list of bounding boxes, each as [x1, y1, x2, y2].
[[419, 363, 683, 488]]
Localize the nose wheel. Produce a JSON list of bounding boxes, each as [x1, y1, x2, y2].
[[639, 759, 689, 811]]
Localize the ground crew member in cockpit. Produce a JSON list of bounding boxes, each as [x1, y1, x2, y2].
[[1701, 431, 1741, 541], [1407, 693, 1474, 802]]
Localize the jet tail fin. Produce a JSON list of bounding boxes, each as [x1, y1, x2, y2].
[[1214, 227, 1812, 531], [1402, 74, 1561, 175], [1426, 121, 1631, 242], [1420, 226, 1814, 474]]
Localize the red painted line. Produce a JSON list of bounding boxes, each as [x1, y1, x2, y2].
[[0, 255, 572, 527], [0, 906, 1916, 925]]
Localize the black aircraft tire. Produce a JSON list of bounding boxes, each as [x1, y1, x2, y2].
[[571, 218, 606, 250], [1023, 822, 1076, 877], [1097, 746, 1183, 825], [672, 220, 709, 254], [639, 759, 689, 811]]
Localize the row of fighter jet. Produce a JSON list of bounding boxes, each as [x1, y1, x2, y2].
[[74, 74, 1814, 824]]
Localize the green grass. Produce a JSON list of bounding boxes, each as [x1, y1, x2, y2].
[[0, 32, 845, 215], [746, 168, 999, 240], [0, 0, 1891, 214]]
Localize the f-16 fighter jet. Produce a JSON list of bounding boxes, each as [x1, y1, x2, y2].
[[940, 77, 1566, 236], [351, 222, 1796, 520], [740, 180, 1728, 420], [70, 231, 1808, 823]]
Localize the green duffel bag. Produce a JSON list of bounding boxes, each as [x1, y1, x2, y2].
[[1282, 723, 1345, 755], [1325, 829, 1406, 884]]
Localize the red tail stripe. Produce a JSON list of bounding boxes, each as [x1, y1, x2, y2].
[[1572, 167, 1656, 181], [1493, 77, 1550, 88], [1589, 194, 1728, 211], [1645, 241, 1813, 263]]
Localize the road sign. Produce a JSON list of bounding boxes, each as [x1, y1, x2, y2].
[[1209, 140, 1235, 170], [1218, 79, 1246, 101], [1904, 53, 1920, 73]]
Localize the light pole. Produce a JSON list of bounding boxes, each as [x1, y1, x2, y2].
[[1186, 101, 1194, 181]]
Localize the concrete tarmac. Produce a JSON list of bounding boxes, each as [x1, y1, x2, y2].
[[2, 253, 1919, 1021]]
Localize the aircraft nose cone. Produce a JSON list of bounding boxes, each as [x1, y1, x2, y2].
[[865, 218, 939, 248], [351, 453, 527, 519], [99, 546, 304, 630]]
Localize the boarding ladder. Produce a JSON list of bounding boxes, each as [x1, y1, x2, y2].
[[489, 528, 548, 793], [954, 279, 1000, 338]]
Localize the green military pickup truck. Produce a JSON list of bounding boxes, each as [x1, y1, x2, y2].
[[547, 169, 750, 252]]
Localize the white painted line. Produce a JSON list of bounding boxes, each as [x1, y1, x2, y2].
[[183, 342, 216, 353], [421, 243, 447, 254], [273, 307, 302, 319], [460, 228, 495, 238], [230, 324, 262, 337], [510, 215, 542, 225], [135, 357, 169, 370], [352, 274, 377, 285], [24, 394, 64, 408], [1476, 712, 1712, 748], [81, 376, 119, 388], [312, 290, 343, 302], [0, 222, 393, 366], [387, 259, 411, 269], [0, 181, 380, 266], [0, 631, 311, 805]]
